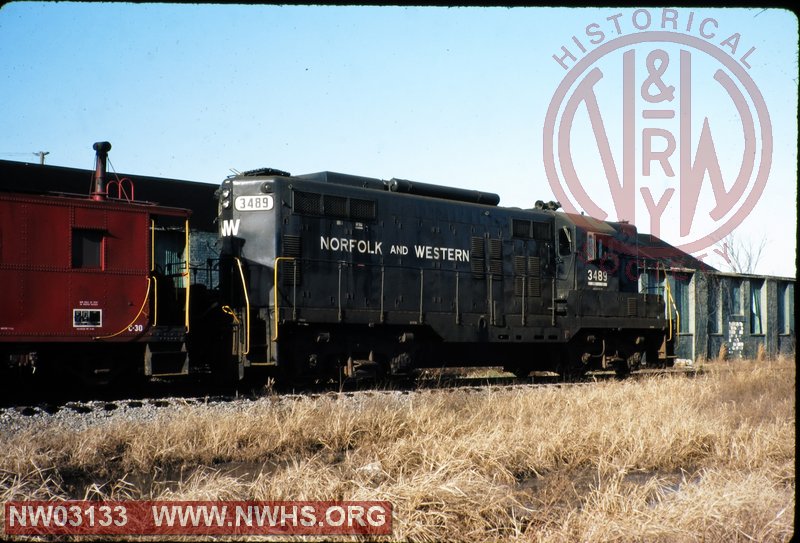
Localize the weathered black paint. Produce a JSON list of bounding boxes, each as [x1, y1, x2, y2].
[[218, 170, 671, 380]]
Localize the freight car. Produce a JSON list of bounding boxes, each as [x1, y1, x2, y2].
[[0, 143, 224, 387], [216, 168, 677, 384]]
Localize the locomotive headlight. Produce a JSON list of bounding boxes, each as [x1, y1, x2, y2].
[[221, 199, 231, 209], [221, 188, 231, 199]]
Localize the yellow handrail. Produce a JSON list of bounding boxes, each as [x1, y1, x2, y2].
[[150, 219, 155, 271], [184, 219, 191, 333], [94, 277, 151, 340], [221, 305, 240, 324], [272, 257, 295, 342], [661, 263, 680, 342], [152, 274, 158, 326], [670, 289, 680, 343], [234, 257, 250, 355]]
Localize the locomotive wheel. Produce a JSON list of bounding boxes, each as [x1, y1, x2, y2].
[[504, 364, 531, 379], [645, 346, 664, 369], [613, 352, 642, 379], [556, 358, 587, 381], [556, 343, 589, 381], [352, 360, 382, 379], [612, 359, 631, 379]]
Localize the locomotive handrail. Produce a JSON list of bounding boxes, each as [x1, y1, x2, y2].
[[419, 269, 425, 323], [380, 265, 386, 323], [150, 220, 155, 271], [235, 256, 251, 354], [666, 283, 680, 343], [93, 276, 151, 340], [184, 219, 191, 333], [152, 274, 158, 326], [338, 262, 343, 322], [660, 263, 680, 344], [271, 257, 584, 328], [272, 257, 296, 342], [189, 258, 221, 289], [271, 258, 525, 328], [270, 257, 668, 335]]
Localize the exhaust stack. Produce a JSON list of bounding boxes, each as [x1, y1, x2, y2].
[[92, 141, 112, 200]]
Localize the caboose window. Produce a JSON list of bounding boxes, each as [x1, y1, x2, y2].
[[72, 229, 104, 269]]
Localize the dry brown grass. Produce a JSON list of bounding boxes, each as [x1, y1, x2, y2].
[[1, 355, 795, 542]]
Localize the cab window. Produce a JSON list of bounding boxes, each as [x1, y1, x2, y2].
[[558, 226, 572, 256]]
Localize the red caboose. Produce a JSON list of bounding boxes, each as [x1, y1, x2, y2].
[[1, 143, 192, 385]]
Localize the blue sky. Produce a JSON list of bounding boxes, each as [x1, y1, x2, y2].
[[1, 4, 796, 276]]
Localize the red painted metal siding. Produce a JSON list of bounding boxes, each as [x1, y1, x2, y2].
[[0, 192, 186, 343]]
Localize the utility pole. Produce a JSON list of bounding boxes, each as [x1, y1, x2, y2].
[[35, 151, 49, 165]]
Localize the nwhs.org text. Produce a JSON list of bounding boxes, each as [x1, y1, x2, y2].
[[4, 500, 393, 536]]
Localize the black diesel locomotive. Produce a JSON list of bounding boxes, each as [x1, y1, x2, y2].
[[217, 168, 675, 383]]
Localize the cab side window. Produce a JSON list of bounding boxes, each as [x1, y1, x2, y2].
[[558, 226, 572, 256]]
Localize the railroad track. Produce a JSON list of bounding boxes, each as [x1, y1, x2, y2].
[[1, 365, 701, 426]]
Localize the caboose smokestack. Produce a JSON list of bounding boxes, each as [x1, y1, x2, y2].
[[92, 141, 112, 201]]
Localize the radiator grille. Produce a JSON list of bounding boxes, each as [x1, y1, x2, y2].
[[281, 235, 302, 286], [293, 191, 322, 215], [325, 195, 348, 218], [514, 256, 541, 297], [471, 237, 485, 278], [350, 198, 376, 221], [533, 221, 550, 240], [512, 219, 532, 238], [292, 191, 376, 221]]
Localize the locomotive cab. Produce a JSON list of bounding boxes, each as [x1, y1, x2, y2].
[[553, 213, 671, 375]]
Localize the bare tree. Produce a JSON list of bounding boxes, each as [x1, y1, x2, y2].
[[720, 232, 769, 274]]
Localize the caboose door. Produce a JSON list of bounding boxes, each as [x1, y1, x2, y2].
[[150, 215, 189, 327]]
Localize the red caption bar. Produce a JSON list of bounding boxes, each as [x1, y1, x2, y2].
[[4, 500, 393, 536]]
